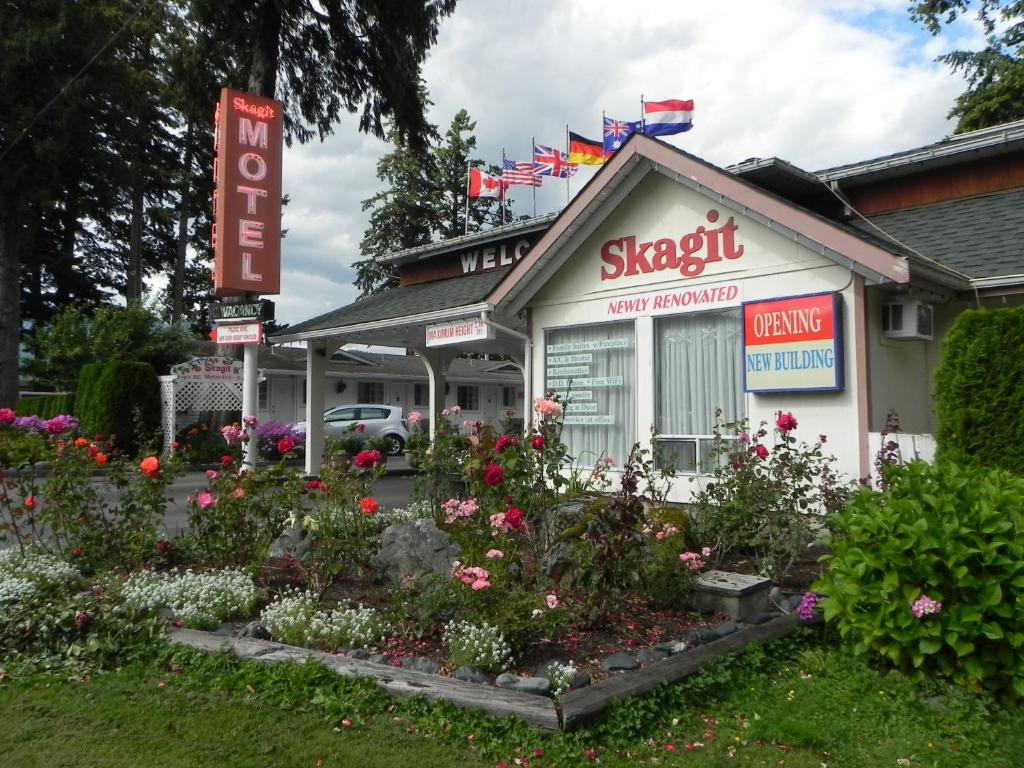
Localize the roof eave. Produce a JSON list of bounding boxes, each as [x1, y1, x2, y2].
[[269, 301, 493, 344]]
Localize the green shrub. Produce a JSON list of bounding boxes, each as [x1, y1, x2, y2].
[[75, 360, 160, 455], [934, 307, 1024, 474], [15, 393, 75, 420], [816, 460, 1024, 696]]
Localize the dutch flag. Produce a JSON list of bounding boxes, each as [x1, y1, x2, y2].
[[642, 99, 694, 137]]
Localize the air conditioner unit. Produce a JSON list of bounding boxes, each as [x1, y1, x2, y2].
[[882, 300, 934, 340]]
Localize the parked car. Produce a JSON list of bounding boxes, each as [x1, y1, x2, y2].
[[292, 404, 410, 456]]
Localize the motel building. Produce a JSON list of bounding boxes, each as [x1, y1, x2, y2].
[[272, 120, 1024, 501]]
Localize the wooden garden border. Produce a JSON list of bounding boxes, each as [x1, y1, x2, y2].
[[167, 614, 803, 732]]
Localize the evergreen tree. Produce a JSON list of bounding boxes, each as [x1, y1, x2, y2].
[[355, 108, 511, 296], [911, 1, 1024, 131]]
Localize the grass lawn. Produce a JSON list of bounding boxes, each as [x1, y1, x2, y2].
[[2, 636, 1023, 767]]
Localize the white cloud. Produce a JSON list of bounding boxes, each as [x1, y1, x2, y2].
[[273, 0, 974, 325]]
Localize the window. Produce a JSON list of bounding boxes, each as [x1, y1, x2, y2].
[[545, 321, 635, 466], [326, 408, 356, 423], [258, 380, 269, 411], [456, 386, 479, 411], [502, 386, 516, 408], [413, 383, 428, 406], [655, 309, 744, 472], [357, 381, 385, 403]]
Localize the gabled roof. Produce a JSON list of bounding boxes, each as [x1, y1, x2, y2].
[[489, 134, 915, 316], [380, 213, 557, 266]]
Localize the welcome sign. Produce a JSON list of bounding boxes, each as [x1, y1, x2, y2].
[[742, 292, 844, 392]]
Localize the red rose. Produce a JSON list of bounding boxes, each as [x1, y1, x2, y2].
[[23, 496, 35, 509], [359, 497, 380, 516], [483, 464, 504, 486], [304, 479, 322, 491], [354, 450, 382, 469], [171, 441, 181, 450], [504, 506, 524, 529], [70, 547, 83, 558], [754, 444, 769, 459], [155, 539, 169, 555], [220, 454, 234, 466], [277, 437, 296, 455], [495, 435, 517, 453], [95, 452, 108, 465], [775, 411, 798, 434], [75, 612, 91, 629], [531, 435, 545, 450], [139, 456, 160, 477]]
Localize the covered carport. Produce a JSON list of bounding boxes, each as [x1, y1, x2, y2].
[[270, 246, 539, 477]]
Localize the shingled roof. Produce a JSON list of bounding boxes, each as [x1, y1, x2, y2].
[[858, 188, 1024, 281]]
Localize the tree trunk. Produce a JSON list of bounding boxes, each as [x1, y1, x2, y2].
[[126, 182, 144, 303], [0, 209, 21, 407], [172, 121, 195, 326], [248, 0, 281, 98]]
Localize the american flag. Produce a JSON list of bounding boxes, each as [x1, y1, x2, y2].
[[502, 159, 541, 186], [533, 145, 573, 178]]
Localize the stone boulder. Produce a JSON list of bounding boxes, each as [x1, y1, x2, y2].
[[268, 522, 313, 562], [373, 519, 460, 585]]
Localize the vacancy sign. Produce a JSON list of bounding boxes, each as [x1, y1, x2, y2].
[[426, 318, 493, 347], [212, 322, 263, 345], [742, 292, 844, 393]]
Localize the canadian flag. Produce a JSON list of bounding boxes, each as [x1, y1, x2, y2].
[[468, 168, 502, 199]]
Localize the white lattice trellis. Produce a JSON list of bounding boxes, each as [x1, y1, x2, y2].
[[159, 358, 245, 454]]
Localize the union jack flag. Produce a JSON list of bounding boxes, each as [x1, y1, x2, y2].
[[533, 145, 573, 178], [603, 116, 641, 155], [502, 159, 541, 187]]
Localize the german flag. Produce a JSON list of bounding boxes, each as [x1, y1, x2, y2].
[[568, 131, 604, 165]]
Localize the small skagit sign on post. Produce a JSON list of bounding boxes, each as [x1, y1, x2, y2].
[[742, 292, 844, 393], [212, 88, 284, 297]]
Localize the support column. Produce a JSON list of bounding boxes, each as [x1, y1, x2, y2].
[[413, 347, 459, 440], [304, 340, 339, 476], [242, 342, 259, 471]]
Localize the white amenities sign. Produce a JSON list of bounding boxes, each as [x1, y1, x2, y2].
[[426, 318, 494, 347]]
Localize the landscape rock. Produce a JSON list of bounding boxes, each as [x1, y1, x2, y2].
[[601, 651, 640, 672], [745, 611, 776, 625], [496, 672, 552, 696], [453, 666, 495, 685], [408, 658, 440, 675], [569, 672, 592, 690], [347, 648, 371, 660], [373, 519, 460, 585], [712, 621, 742, 639], [538, 541, 576, 585], [636, 648, 668, 665], [369, 654, 388, 664], [237, 621, 271, 639], [268, 523, 314, 562]]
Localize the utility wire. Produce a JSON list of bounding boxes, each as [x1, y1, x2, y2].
[[0, 3, 148, 167]]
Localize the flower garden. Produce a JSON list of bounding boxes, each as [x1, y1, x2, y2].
[[3, 395, 1024, 762]]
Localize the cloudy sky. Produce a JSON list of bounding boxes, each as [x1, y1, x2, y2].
[[270, 0, 981, 327]]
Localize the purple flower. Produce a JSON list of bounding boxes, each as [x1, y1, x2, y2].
[[911, 594, 942, 618], [796, 592, 822, 622], [13, 415, 45, 433]]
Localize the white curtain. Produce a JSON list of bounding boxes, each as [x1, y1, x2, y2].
[[544, 321, 636, 466], [656, 309, 744, 436]]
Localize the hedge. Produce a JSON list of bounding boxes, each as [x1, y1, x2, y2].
[[933, 306, 1024, 474], [75, 360, 160, 456], [15, 393, 75, 419]]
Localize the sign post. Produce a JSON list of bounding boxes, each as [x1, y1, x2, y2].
[[212, 88, 284, 470]]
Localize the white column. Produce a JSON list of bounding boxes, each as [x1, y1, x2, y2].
[[241, 342, 259, 471], [304, 341, 328, 476], [413, 348, 458, 440]]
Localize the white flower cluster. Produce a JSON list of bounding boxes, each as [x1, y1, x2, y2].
[[120, 568, 258, 627], [0, 575, 38, 605], [307, 604, 390, 650], [259, 589, 320, 645], [544, 660, 578, 696], [444, 619, 513, 672], [377, 500, 433, 526], [0, 548, 80, 590]]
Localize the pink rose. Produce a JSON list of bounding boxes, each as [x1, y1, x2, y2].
[[196, 490, 216, 510], [485, 549, 504, 559], [545, 593, 559, 609], [277, 437, 296, 455], [775, 411, 798, 433], [754, 444, 769, 459]]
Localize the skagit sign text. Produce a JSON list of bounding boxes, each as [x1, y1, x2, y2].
[[212, 88, 284, 296], [600, 209, 744, 281]]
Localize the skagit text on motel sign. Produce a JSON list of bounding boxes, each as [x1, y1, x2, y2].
[[212, 88, 283, 296]]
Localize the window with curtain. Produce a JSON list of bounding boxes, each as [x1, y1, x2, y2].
[[655, 309, 744, 472], [545, 321, 635, 466], [357, 381, 385, 403]]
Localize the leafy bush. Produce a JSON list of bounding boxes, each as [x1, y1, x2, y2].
[[816, 460, 1024, 696], [934, 306, 1024, 474], [690, 410, 851, 583]]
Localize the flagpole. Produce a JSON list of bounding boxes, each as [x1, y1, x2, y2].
[[500, 149, 506, 226], [531, 137, 537, 219], [464, 159, 471, 236], [640, 93, 646, 135], [564, 124, 571, 206]]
